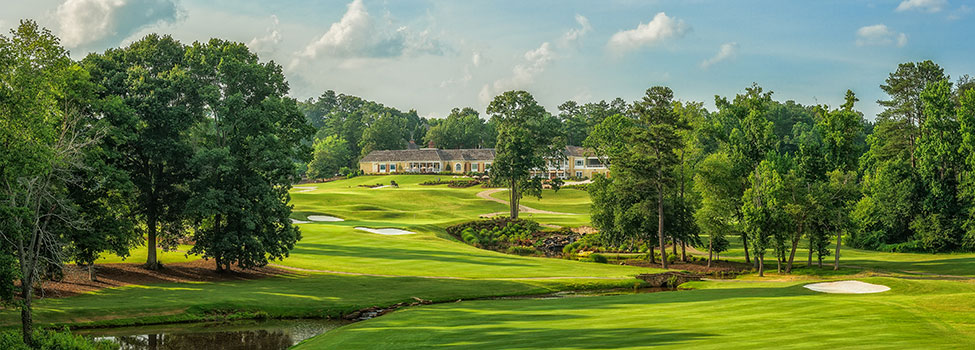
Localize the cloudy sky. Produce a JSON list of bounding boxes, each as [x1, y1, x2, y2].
[[2, 0, 974, 119]]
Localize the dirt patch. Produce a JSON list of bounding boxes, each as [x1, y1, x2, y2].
[[34, 260, 293, 299], [571, 226, 598, 234]]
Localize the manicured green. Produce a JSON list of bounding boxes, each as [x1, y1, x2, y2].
[[1, 175, 652, 329], [489, 188, 591, 214], [298, 277, 975, 349]]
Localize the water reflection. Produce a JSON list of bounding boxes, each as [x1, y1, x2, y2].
[[76, 319, 348, 350]]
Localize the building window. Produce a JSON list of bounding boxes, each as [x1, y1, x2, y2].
[[390, 164, 396, 172], [587, 158, 604, 168], [455, 163, 462, 171], [576, 171, 582, 178], [575, 159, 584, 167], [472, 163, 479, 172], [379, 164, 386, 172]]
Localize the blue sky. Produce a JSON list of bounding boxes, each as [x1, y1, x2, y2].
[[2, 0, 973, 119]]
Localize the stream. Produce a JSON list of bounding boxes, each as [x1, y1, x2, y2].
[[75, 288, 675, 350], [74, 319, 348, 350]]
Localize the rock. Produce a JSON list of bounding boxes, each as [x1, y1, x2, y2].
[[636, 271, 702, 288]]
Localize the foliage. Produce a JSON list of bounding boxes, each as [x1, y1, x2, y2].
[[424, 107, 493, 149], [448, 218, 540, 250], [307, 135, 352, 179], [588, 253, 609, 264], [0, 329, 115, 350], [487, 90, 566, 219], [83, 34, 202, 268], [182, 39, 314, 271]]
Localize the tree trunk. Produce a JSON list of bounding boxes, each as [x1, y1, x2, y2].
[[20, 281, 33, 346], [807, 238, 813, 268], [681, 241, 687, 262], [707, 238, 713, 268], [672, 240, 678, 256], [741, 232, 751, 265], [657, 182, 668, 269], [88, 263, 97, 282], [648, 244, 656, 264], [146, 211, 159, 270], [786, 226, 801, 273], [509, 179, 518, 219], [834, 232, 841, 271], [757, 253, 764, 277]]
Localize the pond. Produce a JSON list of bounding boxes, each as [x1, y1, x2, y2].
[[74, 319, 349, 350]]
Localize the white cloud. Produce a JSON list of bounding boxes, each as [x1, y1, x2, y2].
[[896, 0, 947, 13], [560, 14, 592, 46], [856, 24, 907, 47], [56, 0, 182, 49], [607, 12, 689, 54], [472, 50, 481, 67], [479, 42, 554, 104], [700, 42, 738, 69], [947, 5, 973, 20], [292, 0, 446, 68], [247, 15, 281, 54]]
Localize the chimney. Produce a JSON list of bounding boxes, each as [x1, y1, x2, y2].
[[427, 140, 435, 148]]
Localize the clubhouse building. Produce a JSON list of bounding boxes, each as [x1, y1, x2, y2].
[[358, 145, 609, 179]]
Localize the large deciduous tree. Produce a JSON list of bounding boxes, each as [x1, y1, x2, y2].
[[307, 135, 352, 179], [424, 107, 490, 149], [83, 34, 203, 269], [184, 39, 313, 271], [0, 20, 91, 346], [487, 91, 564, 219]]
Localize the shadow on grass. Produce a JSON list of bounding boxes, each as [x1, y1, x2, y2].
[[844, 256, 975, 276], [291, 243, 535, 268]]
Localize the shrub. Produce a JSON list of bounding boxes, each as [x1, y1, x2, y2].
[[449, 218, 540, 250], [589, 253, 608, 263], [0, 329, 115, 350], [667, 253, 679, 264]]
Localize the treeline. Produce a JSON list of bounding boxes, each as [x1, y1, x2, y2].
[[584, 62, 975, 276], [299, 93, 627, 178], [1, 21, 311, 345]]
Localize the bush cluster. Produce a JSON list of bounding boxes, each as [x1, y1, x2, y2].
[[420, 179, 482, 188], [447, 217, 541, 250], [0, 329, 115, 350]]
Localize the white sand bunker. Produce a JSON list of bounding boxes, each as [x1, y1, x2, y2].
[[292, 186, 316, 193], [291, 219, 310, 224], [804, 280, 890, 294], [355, 227, 415, 235], [307, 215, 344, 222]]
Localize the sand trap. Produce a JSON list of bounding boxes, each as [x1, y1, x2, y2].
[[355, 227, 416, 235], [371, 185, 394, 189], [292, 186, 316, 193], [307, 215, 344, 222], [804, 280, 890, 294], [291, 219, 310, 224]]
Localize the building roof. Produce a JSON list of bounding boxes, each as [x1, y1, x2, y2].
[[439, 149, 495, 161], [565, 145, 587, 157], [360, 149, 444, 162]]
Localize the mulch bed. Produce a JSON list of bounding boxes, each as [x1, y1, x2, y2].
[[622, 258, 752, 274], [32, 259, 292, 299]]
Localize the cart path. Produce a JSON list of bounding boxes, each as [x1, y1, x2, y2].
[[476, 188, 579, 216]]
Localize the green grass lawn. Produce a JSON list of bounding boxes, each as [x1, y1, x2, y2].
[[694, 234, 975, 277], [0, 273, 644, 329], [488, 188, 592, 214], [296, 277, 975, 349], [8, 173, 975, 350], [1, 175, 652, 329]]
